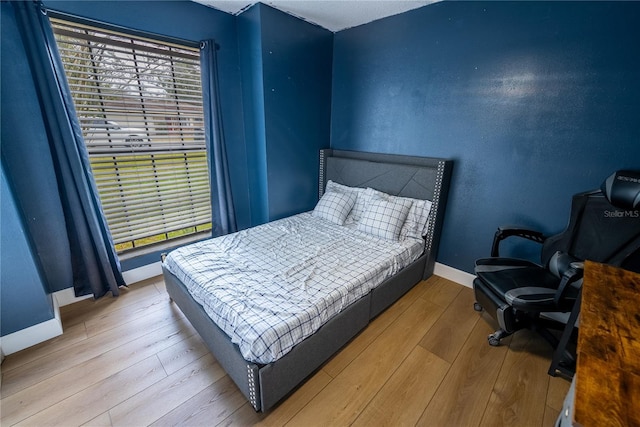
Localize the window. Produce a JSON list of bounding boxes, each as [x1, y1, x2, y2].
[[51, 19, 211, 253]]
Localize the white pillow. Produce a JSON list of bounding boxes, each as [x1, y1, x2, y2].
[[357, 195, 412, 240], [365, 188, 433, 241], [400, 198, 433, 240], [312, 190, 357, 225], [325, 180, 369, 225]]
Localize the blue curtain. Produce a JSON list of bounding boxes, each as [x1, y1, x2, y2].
[[11, 1, 125, 298], [200, 40, 238, 236]]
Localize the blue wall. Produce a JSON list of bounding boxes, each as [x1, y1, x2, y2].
[[331, 1, 640, 273], [1, 164, 55, 336], [259, 5, 333, 220], [1, 1, 66, 336], [238, 5, 270, 225], [238, 4, 333, 223], [1, 1, 73, 294]]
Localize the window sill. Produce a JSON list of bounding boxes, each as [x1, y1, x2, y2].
[[118, 231, 212, 263]]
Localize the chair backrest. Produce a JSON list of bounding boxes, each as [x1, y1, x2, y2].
[[541, 170, 640, 273]]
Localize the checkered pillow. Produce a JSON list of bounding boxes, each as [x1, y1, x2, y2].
[[325, 180, 369, 225], [365, 188, 433, 240], [313, 189, 357, 225], [357, 195, 413, 240]]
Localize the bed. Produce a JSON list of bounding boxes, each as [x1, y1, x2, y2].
[[161, 149, 453, 411]]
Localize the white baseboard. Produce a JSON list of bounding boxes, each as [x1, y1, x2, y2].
[[434, 262, 475, 288], [0, 297, 63, 356], [2, 263, 164, 356], [122, 261, 162, 285], [53, 262, 163, 308], [54, 287, 93, 307]]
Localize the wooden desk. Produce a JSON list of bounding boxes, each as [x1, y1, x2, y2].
[[573, 261, 640, 427]]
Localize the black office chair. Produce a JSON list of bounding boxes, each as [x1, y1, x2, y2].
[[473, 170, 640, 359]]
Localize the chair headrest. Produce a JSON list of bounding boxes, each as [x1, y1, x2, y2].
[[601, 170, 640, 209]]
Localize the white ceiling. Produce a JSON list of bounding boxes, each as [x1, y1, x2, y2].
[[193, 0, 437, 32]]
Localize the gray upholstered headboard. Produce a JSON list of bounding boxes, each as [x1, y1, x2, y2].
[[319, 149, 453, 277]]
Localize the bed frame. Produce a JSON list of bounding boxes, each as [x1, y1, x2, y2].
[[162, 149, 453, 411]]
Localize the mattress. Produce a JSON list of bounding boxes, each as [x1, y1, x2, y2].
[[163, 212, 424, 364]]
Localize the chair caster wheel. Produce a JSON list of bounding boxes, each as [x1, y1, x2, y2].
[[488, 329, 508, 346], [473, 302, 483, 312]]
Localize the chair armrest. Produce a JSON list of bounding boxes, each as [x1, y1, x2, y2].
[[553, 264, 584, 306], [505, 266, 584, 312], [491, 226, 547, 257], [505, 287, 557, 312]]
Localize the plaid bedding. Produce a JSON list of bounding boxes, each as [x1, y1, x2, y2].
[[164, 212, 423, 364]]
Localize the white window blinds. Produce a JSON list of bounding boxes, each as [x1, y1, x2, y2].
[[51, 19, 211, 252]]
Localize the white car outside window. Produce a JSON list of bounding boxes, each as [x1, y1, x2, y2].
[[84, 119, 149, 151]]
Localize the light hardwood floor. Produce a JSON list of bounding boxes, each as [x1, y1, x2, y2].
[[1, 275, 570, 426]]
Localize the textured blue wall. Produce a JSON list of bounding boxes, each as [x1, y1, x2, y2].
[[331, 1, 640, 273], [259, 5, 333, 220], [238, 4, 333, 223], [238, 5, 270, 225], [1, 164, 55, 336], [1, 1, 73, 294]]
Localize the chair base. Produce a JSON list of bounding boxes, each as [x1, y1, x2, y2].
[[474, 276, 578, 376]]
